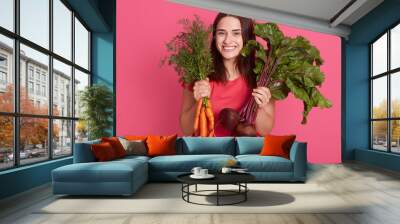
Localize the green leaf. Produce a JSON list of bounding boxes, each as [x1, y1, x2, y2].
[[254, 23, 284, 47], [286, 78, 311, 105], [269, 83, 290, 100], [311, 88, 332, 108]]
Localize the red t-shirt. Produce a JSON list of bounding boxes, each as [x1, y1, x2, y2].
[[209, 76, 251, 136]]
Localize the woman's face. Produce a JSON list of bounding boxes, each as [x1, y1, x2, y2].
[[215, 16, 243, 61]]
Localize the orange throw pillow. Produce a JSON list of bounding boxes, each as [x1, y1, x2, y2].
[[146, 134, 177, 157], [260, 134, 296, 159], [91, 142, 117, 161], [124, 135, 147, 141], [101, 137, 127, 158]]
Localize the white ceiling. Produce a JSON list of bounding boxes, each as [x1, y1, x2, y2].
[[169, 0, 384, 38]]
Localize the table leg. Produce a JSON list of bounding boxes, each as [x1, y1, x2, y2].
[[245, 183, 247, 201], [217, 184, 219, 206], [195, 184, 197, 192]]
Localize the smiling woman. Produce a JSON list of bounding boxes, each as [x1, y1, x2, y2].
[[180, 13, 275, 137]]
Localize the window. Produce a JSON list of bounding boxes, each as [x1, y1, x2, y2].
[[0, 0, 14, 32], [0, 54, 7, 87], [0, 55, 7, 67], [42, 85, 46, 97], [28, 67, 34, 80], [371, 23, 400, 154], [35, 83, 40, 95], [0, 0, 91, 170], [28, 81, 34, 94], [75, 18, 89, 70], [0, 71, 6, 85]]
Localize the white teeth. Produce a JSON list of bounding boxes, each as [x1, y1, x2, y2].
[[223, 46, 236, 50]]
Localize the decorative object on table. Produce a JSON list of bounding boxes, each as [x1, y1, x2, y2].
[[162, 15, 215, 137], [220, 23, 332, 136], [79, 84, 113, 140], [190, 167, 214, 179]]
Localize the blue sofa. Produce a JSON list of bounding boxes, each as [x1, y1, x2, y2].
[[52, 137, 307, 196]]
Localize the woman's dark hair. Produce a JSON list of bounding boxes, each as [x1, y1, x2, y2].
[[209, 13, 256, 88]]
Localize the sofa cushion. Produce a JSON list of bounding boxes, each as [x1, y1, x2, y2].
[[101, 137, 127, 158], [147, 134, 177, 156], [118, 137, 147, 156], [52, 159, 147, 183], [180, 137, 235, 155], [260, 134, 296, 159], [148, 154, 235, 172], [235, 137, 264, 155], [73, 140, 100, 163], [236, 155, 293, 172], [91, 142, 118, 161]]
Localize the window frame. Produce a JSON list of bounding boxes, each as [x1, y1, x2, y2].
[[0, 0, 92, 171], [370, 20, 400, 154]]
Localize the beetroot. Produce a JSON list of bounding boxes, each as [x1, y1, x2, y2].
[[234, 122, 257, 136], [219, 108, 240, 131]]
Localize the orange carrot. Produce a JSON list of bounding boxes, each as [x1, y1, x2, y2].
[[205, 100, 215, 136], [199, 107, 208, 137], [193, 98, 203, 136], [205, 107, 214, 132]]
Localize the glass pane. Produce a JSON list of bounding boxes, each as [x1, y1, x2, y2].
[[391, 120, 400, 153], [74, 17, 89, 70], [53, 119, 72, 157], [20, 117, 49, 165], [0, 116, 13, 170], [372, 121, 388, 151], [391, 24, 400, 70], [391, 72, 400, 118], [74, 69, 89, 118], [372, 33, 387, 76], [53, 59, 72, 117], [20, 44, 49, 115], [75, 120, 88, 143], [0, 34, 14, 112], [20, 0, 49, 49], [0, 0, 14, 31], [53, 0, 72, 60], [372, 77, 387, 119]]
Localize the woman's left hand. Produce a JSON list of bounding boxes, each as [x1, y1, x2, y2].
[[252, 87, 272, 109]]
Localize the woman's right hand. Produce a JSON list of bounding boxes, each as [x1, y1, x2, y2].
[[193, 78, 211, 100]]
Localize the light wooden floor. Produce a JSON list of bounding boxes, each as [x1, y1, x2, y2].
[[1, 162, 400, 224]]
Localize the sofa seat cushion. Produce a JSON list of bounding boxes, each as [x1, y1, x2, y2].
[[236, 155, 293, 172], [149, 154, 235, 172], [53, 159, 147, 183], [180, 137, 235, 155]]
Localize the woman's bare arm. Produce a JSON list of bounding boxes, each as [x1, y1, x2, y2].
[[254, 100, 275, 135]]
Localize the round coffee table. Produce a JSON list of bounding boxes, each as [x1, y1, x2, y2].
[[177, 173, 255, 206]]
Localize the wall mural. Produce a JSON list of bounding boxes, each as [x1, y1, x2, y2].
[[116, 0, 341, 163], [163, 15, 332, 137]]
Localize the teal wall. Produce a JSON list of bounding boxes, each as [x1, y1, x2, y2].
[[92, 32, 114, 135], [0, 158, 72, 199], [0, 0, 115, 200], [344, 0, 400, 171]]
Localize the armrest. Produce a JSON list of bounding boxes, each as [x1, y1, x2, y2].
[[73, 140, 100, 163], [289, 141, 307, 181]]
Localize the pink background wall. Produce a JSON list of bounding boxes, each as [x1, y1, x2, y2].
[[116, 0, 341, 163]]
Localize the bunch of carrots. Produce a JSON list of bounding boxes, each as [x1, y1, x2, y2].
[[193, 97, 215, 137]]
